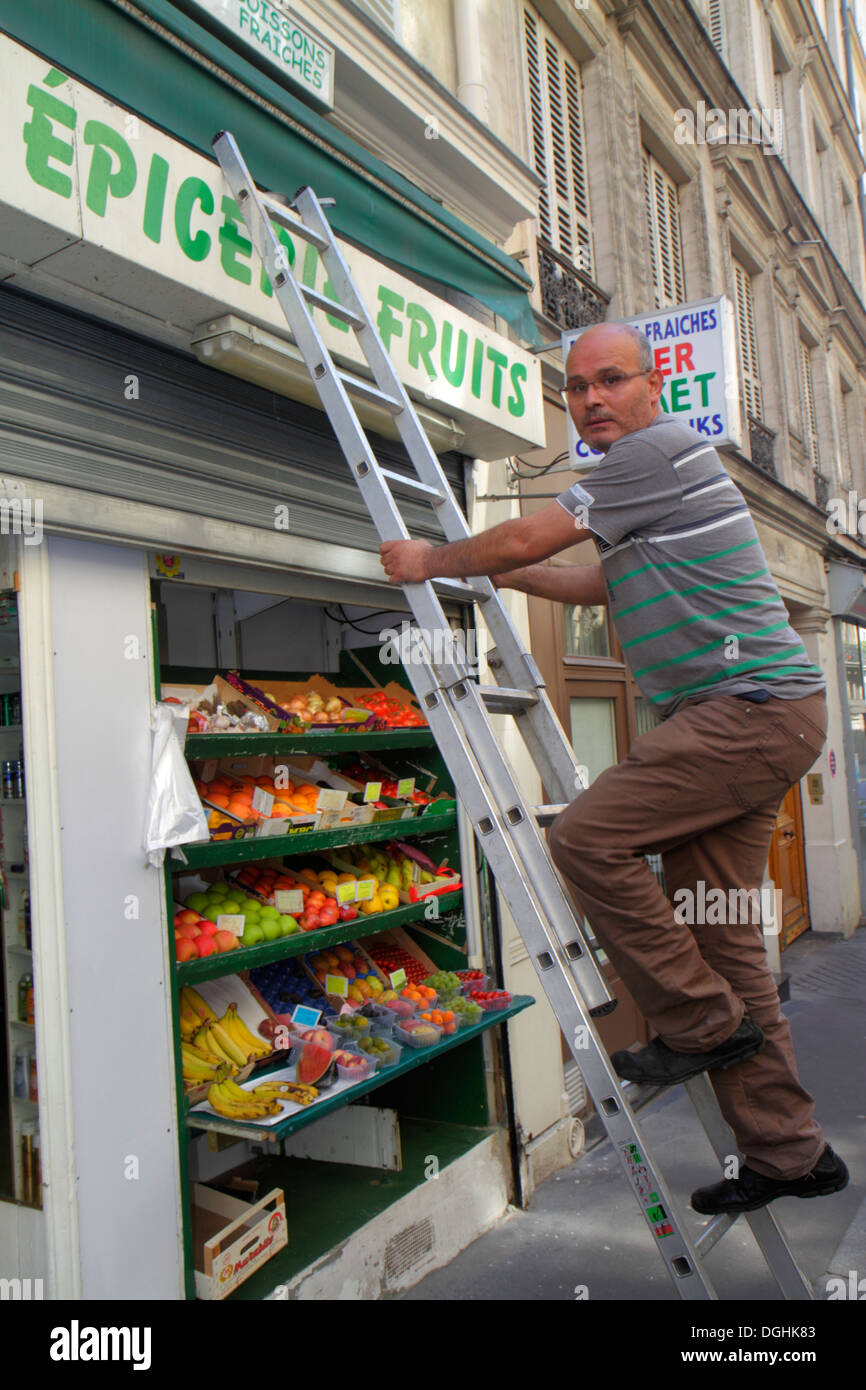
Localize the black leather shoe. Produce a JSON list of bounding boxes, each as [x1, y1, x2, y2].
[[691, 1144, 849, 1215], [611, 1016, 765, 1085]]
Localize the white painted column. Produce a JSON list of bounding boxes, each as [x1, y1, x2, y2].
[[39, 537, 183, 1298]]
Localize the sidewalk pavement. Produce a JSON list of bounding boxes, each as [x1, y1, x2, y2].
[[401, 924, 866, 1301]]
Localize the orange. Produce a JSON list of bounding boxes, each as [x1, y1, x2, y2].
[[207, 792, 229, 807], [227, 799, 251, 819]]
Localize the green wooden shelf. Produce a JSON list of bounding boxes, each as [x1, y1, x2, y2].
[[184, 994, 534, 1144], [186, 729, 435, 757], [170, 810, 457, 870], [176, 892, 463, 984]]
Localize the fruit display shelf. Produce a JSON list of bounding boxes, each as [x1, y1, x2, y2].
[[171, 809, 457, 871], [176, 892, 463, 984], [185, 729, 436, 758], [184, 994, 534, 1144]]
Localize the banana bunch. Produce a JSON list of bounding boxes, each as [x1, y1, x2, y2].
[[179, 988, 272, 1088], [251, 1079, 319, 1107], [207, 1077, 283, 1120]]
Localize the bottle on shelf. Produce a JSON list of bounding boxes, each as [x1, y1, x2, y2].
[[17, 972, 32, 1023], [2, 760, 14, 799], [32, 1129, 41, 1209], [24, 891, 31, 951], [20, 1124, 33, 1205], [28, 1053, 37, 1104], [13, 1051, 27, 1099]]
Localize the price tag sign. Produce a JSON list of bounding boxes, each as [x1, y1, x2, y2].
[[336, 880, 357, 904], [275, 889, 305, 915], [252, 786, 275, 816], [316, 788, 347, 811], [325, 973, 349, 997], [389, 968, 407, 989], [216, 914, 246, 938], [355, 877, 375, 901], [363, 781, 382, 803], [258, 817, 290, 837], [291, 1004, 321, 1028], [397, 777, 415, 797]]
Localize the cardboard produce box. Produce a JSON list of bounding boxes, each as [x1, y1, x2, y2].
[[192, 1184, 287, 1300]]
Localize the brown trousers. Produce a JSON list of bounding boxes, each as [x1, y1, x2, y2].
[[547, 690, 828, 1180]]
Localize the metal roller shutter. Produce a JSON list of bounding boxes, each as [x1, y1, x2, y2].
[[0, 284, 467, 555]]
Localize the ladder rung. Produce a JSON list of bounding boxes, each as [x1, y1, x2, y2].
[[430, 578, 490, 604], [534, 803, 569, 825], [300, 285, 365, 329], [478, 686, 539, 712], [259, 194, 328, 249], [694, 1213, 737, 1258], [380, 470, 444, 506], [338, 371, 404, 415]]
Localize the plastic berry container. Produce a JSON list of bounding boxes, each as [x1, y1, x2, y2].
[[470, 991, 512, 1011], [381, 996, 418, 1020], [457, 971, 488, 995], [394, 1019, 443, 1049], [454, 1004, 484, 1029], [337, 1054, 376, 1083]]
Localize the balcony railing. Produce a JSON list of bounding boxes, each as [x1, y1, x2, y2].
[[813, 471, 831, 512], [537, 241, 610, 331], [747, 415, 776, 477]]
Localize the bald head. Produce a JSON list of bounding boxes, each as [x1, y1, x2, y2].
[[563, 322, 663, 452]]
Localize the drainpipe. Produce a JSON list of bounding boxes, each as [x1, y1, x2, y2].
[[841, 0, 866, 263], [454, 0, 489, 123]]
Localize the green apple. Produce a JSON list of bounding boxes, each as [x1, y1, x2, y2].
[[261, 917, 282, 942], [279, 915, 299, 935], [184, 892, 210, 913], [259, 905, 280, 921], [240, 897, 262, 914], [207, 882, 230, 897], [220, 899, 243, 915], [240, 922, 265, 947]]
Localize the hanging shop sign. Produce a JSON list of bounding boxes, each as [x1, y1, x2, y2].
[[561, 296, 742, 467], [0, 34, 543, 455], [188, 1, 334, 109]]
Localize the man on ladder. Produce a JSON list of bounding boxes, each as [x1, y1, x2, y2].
[[381, 320, 849, 1219]]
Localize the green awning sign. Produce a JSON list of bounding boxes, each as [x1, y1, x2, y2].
[[2, 35, 544, 453], [189, 1, 334, 109]]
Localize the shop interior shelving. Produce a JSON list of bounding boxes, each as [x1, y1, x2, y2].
[[160, 646, 534, 1299], [0, 591, 35, 1205]]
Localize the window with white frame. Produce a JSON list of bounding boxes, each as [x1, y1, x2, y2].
[[522, 4, 594, 276], [798, 339, 820, 469], [733, 261, 763, 422], [642, 149, 686, 309]]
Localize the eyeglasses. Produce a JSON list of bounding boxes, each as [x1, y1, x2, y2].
[[561, 368, 651, 400]]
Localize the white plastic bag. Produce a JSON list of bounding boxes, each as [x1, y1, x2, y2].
[[144, 702, 210, 868]]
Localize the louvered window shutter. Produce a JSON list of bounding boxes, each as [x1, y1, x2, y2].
[[523, 6, 593, 275], [642, 149, 686, 309], [353, 0, 400, 34], [733, 261, 763, 421], [707, 0, 725, 57]]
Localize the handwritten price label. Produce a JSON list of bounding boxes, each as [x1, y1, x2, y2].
[[336, 881, 357, 904], [275, 889, 304, 914], [325, 974, 349, 997], [389, 968, 407, 989], [363, 781, 382, 803]]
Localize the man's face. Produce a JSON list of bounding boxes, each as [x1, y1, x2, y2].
[[564, 329, 663, 453]]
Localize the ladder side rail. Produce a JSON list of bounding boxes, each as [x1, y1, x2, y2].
[[684, 1076, 814, 1300]]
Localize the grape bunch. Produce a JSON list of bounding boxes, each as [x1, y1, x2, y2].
[[422, 970, 463, 996]]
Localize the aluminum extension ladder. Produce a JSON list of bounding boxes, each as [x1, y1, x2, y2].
[[212, 130, 813, 1302]]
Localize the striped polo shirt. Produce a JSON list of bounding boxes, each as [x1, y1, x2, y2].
[[556, 415, 825, 720]]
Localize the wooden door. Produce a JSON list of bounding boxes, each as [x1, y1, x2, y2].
[[768, 782, 811, 949]]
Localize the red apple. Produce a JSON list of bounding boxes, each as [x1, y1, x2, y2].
[[197, 919, 220, 937], [195, 935, 217, 958], [175, 938, 198, 962], [176, 909, 200, 927], [213, 930, 239, 952], [177, 922, 201, 941]]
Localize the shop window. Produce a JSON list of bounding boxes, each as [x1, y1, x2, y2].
[[569, 696, 617, 784], [564, 603, 610, 658], [641, 149, 686, 310], [842, 622, 864, 702]]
